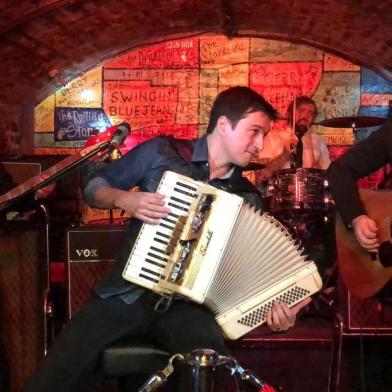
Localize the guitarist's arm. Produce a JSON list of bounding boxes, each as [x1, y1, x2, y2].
[[327, 122, 392, 250]]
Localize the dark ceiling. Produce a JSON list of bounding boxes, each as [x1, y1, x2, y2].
[[1, 0, 392, 108]]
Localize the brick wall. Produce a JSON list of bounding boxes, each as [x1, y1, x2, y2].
[[1, 1, 392, 153]]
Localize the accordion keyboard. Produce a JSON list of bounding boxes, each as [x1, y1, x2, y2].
[[125, 174, 199, 286]]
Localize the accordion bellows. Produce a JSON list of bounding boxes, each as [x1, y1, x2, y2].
[[123, 171, 322, 339]]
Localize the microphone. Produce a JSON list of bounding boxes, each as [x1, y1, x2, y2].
[[108, 122, 130, 152], [294, 123, 307, 138], [290, 123, 306, 168], [289, 142, 297, 168]]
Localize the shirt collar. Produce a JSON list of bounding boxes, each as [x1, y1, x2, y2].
[[191, 135, 209, 162], [221, 166, 235, 178], [191, 135, 238, 179]]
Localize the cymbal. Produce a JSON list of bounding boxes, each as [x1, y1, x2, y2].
[[243, 161, 265, 171], [318, 116, 385, 129]]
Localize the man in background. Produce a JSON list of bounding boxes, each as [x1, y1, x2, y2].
[[252, 97, 332, 281], [258, 96, 330, 181]]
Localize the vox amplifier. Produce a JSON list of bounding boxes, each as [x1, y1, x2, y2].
[[66, 224, 128, 318]]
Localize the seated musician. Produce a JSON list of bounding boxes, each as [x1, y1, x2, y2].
[[246, 97, 333, 282], [26, 87, 311, 392], [327, 120, 392, 252], [257, 96, 330, 182]]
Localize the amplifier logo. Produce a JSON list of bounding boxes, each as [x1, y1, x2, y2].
[[75, 249, 99, 258]]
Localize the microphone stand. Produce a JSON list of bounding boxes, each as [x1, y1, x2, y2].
[[0, 140, 111, 213]]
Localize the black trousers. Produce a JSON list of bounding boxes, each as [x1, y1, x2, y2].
[[25, 291, 226, 392]]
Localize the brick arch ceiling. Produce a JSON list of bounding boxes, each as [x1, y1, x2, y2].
[[1, 0, 392, 107]]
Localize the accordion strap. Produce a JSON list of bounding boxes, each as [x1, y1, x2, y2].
[[154, 293, 174, 313]]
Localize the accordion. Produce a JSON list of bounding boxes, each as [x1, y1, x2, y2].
[[122, 171, 322, 339]]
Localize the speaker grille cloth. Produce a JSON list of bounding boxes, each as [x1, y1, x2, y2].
[[0, 225, 46, 392]]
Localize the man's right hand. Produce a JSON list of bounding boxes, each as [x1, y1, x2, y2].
[[351, 214, 379, 252], [115, 191, 170, 224], [92, 185, 170, 224]]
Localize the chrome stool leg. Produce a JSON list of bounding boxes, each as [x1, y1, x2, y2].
[[137, 348, 277, 392]]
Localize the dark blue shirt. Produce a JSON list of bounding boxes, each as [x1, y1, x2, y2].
[[83, 136, 263, 301]]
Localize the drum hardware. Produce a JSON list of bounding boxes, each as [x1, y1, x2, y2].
[[266, 168, 333, 246], [267, 168, 330, 214], [138, 348, 277, 392], [318, 116, 385, 133]]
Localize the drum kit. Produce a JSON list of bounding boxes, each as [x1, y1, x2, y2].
[[246, 115, 386, 244]]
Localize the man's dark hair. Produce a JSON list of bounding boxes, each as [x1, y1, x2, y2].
[[206, 86, 278, 134], [287, 96, 317, 124]]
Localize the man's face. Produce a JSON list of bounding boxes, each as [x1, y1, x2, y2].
[[295, 103, 317, 132], [221, 111, 271, 167]]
